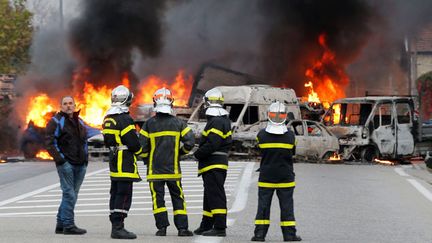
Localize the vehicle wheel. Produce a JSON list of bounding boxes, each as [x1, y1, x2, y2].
[[360, 146, 378, 162]]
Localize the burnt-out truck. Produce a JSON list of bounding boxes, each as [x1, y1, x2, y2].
[[322, 96, 432, 162]]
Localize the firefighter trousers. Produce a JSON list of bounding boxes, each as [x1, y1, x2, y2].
[[109, 180, 133, 224], [149, 180, 188, 230], [254, 186, 297, 237], [199, 169, 227, 230]]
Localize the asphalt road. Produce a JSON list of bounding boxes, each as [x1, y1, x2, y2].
[[0, 160, 431, 243]]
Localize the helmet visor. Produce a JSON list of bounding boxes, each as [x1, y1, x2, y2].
[[268, 112, 287, 124]]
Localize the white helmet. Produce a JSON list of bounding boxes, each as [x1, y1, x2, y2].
[[106, 85, 133, 115], [111, 85, 133, 106], [153, 87, 174, 114], [204, 88, 228, 116], [265, 101, 288, 134]]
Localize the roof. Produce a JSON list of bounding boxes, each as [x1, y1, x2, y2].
[[217, 85, 298, 105], [333, 96, 413, 103]]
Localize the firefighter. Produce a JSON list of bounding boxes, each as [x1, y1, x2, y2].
[[139, 87, 195, 237], [193, 88, 232, 237], [102, 85, 142, 239], [251, 101, 302, 242]]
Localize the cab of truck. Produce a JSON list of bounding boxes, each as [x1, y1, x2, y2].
[[322, 97, 416, 162]]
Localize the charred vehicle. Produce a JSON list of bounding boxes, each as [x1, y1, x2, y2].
[[323, 96, 432, 162], [188, 85, 339, 160]]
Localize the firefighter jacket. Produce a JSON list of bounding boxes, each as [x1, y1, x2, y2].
[[256, 128, 297, 187], [102, 113, 142, 182], [194, 115, 232, 175], [139, 113, 195, 181], [45, 111, 88, 166]]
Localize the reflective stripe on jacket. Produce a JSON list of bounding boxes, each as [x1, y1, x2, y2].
[[139, 113, 195, 181], [102, 113, 142, 182], [194, 115, 232, 174], [256, 128, 296, 185]]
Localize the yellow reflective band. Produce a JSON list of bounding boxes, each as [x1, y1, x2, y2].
[[139, 152, 148, 158], [198, 164, 228, 174], [150, 131, 180, 138], [295, 139, 298, 146], [120, 125, 136, 136], [134, 147, 143, 155], [211, 209, 227, 214], [256, 137, 259, 142], [203, 211, 213, 217], [147, 174, 182, 180], [202, 128, 232, 138], [207, 96, 224, 102], [255, 220, 270, 225], [110, 171, 140, 179], [258, 143, 294, 149], [103, 118, 117, 125], [153, 207, 167, 214], [181, 147, 190, 154], [102, 129, 122, 145], [174, 210, 187, 215], [139, 129, 149, 137], [280, 221, 296, 226], [150, 182, 157, 209], [176, 181, 187, 213], [181, 127, 192, 137], [117, 150, 123, 174], [258, 182, 296, 188]]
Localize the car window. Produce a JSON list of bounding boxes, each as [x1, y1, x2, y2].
[[306, 121, 323, 137]]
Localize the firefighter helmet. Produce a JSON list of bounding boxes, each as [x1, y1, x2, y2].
[[204, 88, 228, 116], [265, 101, 288, 134], [153, 87, 174, 114], [111, 85, 133, 107]]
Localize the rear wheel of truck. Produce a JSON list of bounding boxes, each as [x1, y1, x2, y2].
[[361, 146, 378, 162]]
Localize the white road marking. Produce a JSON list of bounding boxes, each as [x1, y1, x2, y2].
[[0, 168, 108, 207], [407, 179, 432, 202], [394, 167, 409, 177]]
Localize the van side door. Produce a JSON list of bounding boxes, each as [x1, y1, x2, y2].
[[395, 102, 415, 155], [370, 102, 396, 156]]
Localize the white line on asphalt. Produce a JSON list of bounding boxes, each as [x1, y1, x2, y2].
[[228, 162, 255, 213], [17, 194, 208, 203], [394, 167, 409, 177], [407, 179, 432, 202], [0, 168, 109, 207], [48, 185, 236, 192]]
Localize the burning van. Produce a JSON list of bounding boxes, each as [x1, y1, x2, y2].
[[323, 96, 432, 162]]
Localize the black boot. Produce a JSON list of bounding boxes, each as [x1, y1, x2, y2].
[[178, 229, 193, 236], [111, 222, 137, 239], [155, 227, 167, 236], [282, 226, 301, 241], [251, 226, 268, 241], [55, 223, 63, 234], [202, 228, 226, 237], [63, 225, 87, 235], [193, 226, 212, 235]]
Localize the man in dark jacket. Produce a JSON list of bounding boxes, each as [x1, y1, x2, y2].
[[102, 85, 142, 239], [139, 87, 195, 237], [193, 88, 232, 237], [45, 96, 89, 235], [251, 101, 301, 242]]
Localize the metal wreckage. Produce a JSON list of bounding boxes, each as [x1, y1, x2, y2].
[[20, 64, 432, 163]]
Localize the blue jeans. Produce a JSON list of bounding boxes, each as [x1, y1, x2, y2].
[[56, 162, 87, 227]]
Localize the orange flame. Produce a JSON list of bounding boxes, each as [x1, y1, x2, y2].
[[36, 150, 53, 160], [374, 158, 395, 166], [76, 82, 112, 127], [328, 152, 341, 161], [137, 70, 192, 106], [25, 94, 57, 127], [304, 81, 321, 103], [304, 33, 348, 104]]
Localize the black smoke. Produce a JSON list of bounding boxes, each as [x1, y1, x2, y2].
[[69, 0, 168, 88]]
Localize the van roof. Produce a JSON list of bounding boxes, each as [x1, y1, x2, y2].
[[216, 85, 299, 105], [333, 96, 413, 103]]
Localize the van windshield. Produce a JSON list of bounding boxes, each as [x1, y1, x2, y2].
[[323, 103, 372, 126]]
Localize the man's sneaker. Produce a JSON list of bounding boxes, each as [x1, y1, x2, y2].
[[251, 235, 265, 241], [111, 228, 137, 239], [283, 235, 302, 241], [193, 227, 212, 235], [202, 228, 226, 237], [178, 229, 193, 236], [63, 225, 87, 235], [155, 227, 167, 236]]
